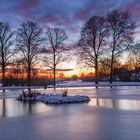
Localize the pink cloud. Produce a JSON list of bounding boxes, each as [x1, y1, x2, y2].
[[40, 15, 59, 25], [18, 0, 40, 12], [129, 6, 140, 15]]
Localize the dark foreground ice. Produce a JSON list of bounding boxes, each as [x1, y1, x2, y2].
[[0, 87, 140, 140], [0, 101, 140, 140]]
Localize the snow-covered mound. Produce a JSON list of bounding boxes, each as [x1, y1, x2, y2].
[[17, 94, 90, 104]]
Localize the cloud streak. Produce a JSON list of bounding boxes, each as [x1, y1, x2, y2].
[[0, 0, 139, 42]]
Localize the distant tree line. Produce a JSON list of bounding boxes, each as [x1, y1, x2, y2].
[[0, 9, 139, 87]]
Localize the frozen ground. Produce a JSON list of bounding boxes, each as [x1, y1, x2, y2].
[[52, 80, 140, 87], [1, 86, 140, 100], [0, 87, 140, 139], [0, 100, 140, 140], [0, 81, 140, 90], [48, 80, 140, 87]]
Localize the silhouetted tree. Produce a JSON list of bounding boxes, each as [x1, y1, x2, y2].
[[45, 28, 67, 89], [107, 10, 135, 83], [0, 22, 15, 86], [16, 21, 44, 86], [98, 58, 111, 81], [127, 42, 140, 80], [114, 65, 131, 81], [78, 16, 108, 85], [71, 75, 78, 80]]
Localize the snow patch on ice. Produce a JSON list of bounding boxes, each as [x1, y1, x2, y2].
[[17, 94, 90, 104]]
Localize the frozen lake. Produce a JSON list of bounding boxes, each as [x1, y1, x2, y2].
[[1, 86, 140, 99], [0, 87, 140, 139]]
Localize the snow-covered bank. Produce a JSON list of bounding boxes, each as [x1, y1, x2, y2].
[[17, 94, 90, 104], [1, 81, 140, 91], [0, 86, 45, 90], [50, 80, 140, 88]]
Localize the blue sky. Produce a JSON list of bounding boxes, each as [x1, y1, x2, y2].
[[0, 0, 140, 43]]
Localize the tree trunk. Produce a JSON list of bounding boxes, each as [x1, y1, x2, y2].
[[53, 67, 56, 90], [53, 52, 56, 90], [135, 68, 137, 81], [2, 64, 5, 87], [110, 51, 114, 84], [95, 59, 98, 88], [2, 99, 6, 117], [27, 63, 31, 94], [27, 63, 31, 87], [1, 48, 5, 87], [110, 59, 113, 84]]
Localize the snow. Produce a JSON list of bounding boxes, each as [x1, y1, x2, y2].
[[0, 86, 44, 90], [17, 94, 90, 104], [48, 80, 140, 88], [0, 81, 140, 91]]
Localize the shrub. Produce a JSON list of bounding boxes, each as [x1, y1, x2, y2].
[[62, 89, 68, 97]]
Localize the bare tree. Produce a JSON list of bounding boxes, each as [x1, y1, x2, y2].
[[0, 22, 15, 86], [107, 9, 135, 83], [78, 16, 108, 84], [45, 28, 68, 89], [127, 42, 140, 80], [16, 21, 44, 86]]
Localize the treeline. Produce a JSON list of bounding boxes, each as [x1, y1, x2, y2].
[[78, 9, 139, 83], [0, 9, 139, 87], [0, 22, 67, 87], [79, 63, 140, 82]]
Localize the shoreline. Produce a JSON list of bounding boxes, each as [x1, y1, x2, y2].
[[0, 82, 140, 90]]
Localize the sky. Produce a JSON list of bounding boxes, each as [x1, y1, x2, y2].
[[0, 0, 140, 76]]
